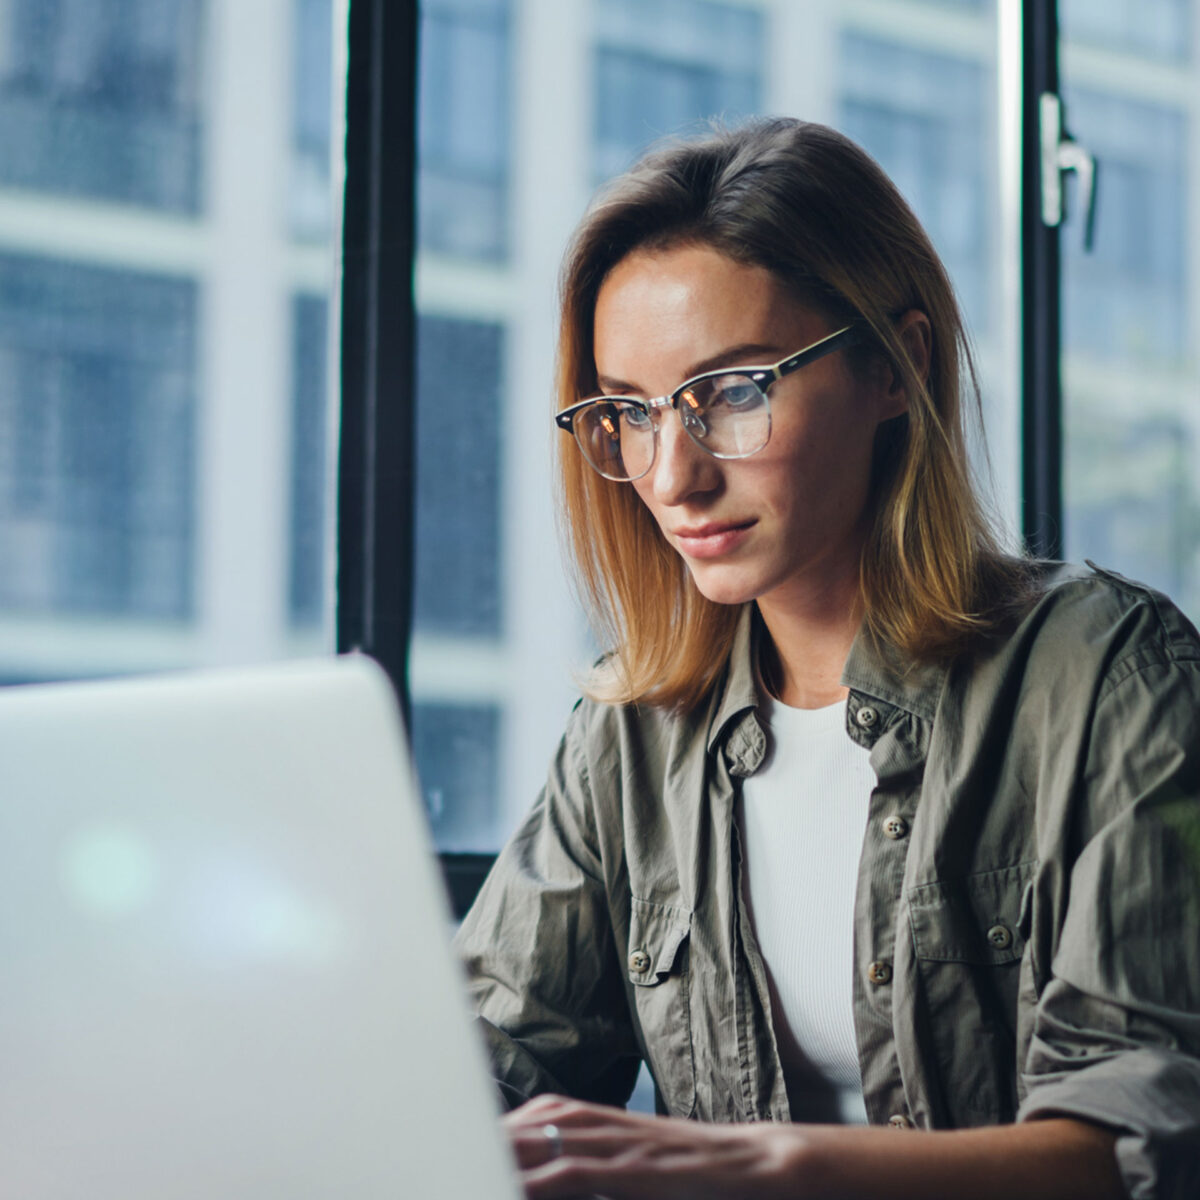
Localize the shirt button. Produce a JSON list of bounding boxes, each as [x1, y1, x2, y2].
[[882, 814, 909, 840], [628, 949, 651, 974], [888, 1114, 914, 1129], [855, 705, 879, 729], [987, 924, 1014, 951], [867, 959, 893, 985]]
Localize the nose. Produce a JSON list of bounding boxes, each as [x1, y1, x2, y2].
[[649, 406, 721, 506]]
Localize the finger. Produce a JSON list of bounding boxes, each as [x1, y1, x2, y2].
[[510, 1124, 643, 1168], [509, 1128, 561, 1171]]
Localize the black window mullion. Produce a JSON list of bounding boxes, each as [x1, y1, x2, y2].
[[1021, 0, 1064, 559], [338, 0, 419, 721]]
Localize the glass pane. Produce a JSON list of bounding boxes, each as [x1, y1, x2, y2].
[[840, 34, 990, 335], [417, 0, 509, 260], [1061, 1, 1200, 612], [0, 0, 342, 683], [0, 256, 196, 620], [0, 0, 204, 211], [412, 0, 1015, 852], [414, 315, 503, 638], [593, 0, 764, 181], [1061, 0, 1192, 61]]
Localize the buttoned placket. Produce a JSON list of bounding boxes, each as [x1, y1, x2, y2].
[[715, 691, 936, 1127], [700, 611, 946, 1128], [719, 707, 792, 1123], [846, 690, 933, 1130]]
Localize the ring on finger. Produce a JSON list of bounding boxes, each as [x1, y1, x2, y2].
[[540, 1122, 564, 1162]]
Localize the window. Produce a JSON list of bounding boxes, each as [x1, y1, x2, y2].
[[289, 294, 329, 628], [414, 316, 503, 638], [593, 0, 764, 181], [291, 0, 334, 240], [1060, 6, 1200, 614], [1061, 91, 1186, 366], [839, 34, 990, 335], [418, 0, 511, 260], [0, 0, 203, 211], [411, 0, 568, 855], [0, 255, 195, 631], [1061, 0, 1192, 62], [5, 0, 1197, 896], [413, 701, 502, 850], [405, 0, 1012, 856], [0, 0, 340, 682]]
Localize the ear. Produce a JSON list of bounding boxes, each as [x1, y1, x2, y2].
[[876, 309, 931, 421]]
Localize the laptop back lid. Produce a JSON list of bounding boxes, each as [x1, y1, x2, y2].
[[0, 656, 521, 1200]]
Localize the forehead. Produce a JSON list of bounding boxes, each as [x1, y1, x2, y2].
[[592, 244, 827, 384]]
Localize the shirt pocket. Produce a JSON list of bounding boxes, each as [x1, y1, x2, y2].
[[907, 862, 1037, 1124], [626, 896, 696, 1117], [909, 862, 1035, 967]]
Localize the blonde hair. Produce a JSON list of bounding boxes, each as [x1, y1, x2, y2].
[[556, 119, 1029, 710]]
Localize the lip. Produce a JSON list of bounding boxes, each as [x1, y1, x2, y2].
[[672, 520, 755, 559]]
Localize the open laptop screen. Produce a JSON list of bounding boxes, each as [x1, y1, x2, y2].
[[0, 656, 521, 1200]]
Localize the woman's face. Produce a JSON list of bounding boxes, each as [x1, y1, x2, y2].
[[592, 243, 906, 613]]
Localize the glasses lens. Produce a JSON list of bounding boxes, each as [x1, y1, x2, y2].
[[681, 375, 769, 458], [574, 400, 655, 480]]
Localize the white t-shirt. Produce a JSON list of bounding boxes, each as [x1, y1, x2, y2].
[[738, 693, 875, 1124]]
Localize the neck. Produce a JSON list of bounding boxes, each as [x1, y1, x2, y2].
[[756, 567, 862, 711]]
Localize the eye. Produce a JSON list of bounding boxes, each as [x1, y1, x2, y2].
[[617, 403, 652, 431], [708, 378, 762, 411]]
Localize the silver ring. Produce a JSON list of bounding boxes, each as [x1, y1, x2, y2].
[[541, 1122, 564, 1161]]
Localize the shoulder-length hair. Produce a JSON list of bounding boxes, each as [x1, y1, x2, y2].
[[556, 118, 1029, 710]]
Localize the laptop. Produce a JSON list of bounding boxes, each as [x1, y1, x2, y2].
[[0, 655, 522, 1200]]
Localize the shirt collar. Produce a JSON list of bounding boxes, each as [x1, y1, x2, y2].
[[705, 605, 762, 758], [841, 628, 948, 724], [705, 606, 949, 754]]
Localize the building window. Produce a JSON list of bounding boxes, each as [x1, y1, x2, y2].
[[0, 254, 196, 619], [289, 294, 328, 628], [1061, 0, 1193, 62], [414, 314, 504, 638], [1065, 416, 1193, 600], [291, 0, 334, 240], [1061, 89, 1187, 367], [413, 701, 502, 849], [0, 0, 204, 212], [417, 0, 511, 261], [839, 32, 989, 335], [593, 0, 763, 182]]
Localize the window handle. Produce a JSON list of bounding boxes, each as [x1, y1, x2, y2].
[[1039, 92, 1099, 252]]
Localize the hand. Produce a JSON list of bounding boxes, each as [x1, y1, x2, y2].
[[504, 1094, 810, 1200]]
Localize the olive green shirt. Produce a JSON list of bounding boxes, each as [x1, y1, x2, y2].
[[456, 563, 1200, 1200]]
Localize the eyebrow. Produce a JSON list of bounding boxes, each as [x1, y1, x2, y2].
[[596, 342, 783, 395]]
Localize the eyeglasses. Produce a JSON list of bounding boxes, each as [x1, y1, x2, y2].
[[555, 325, 859, 482]]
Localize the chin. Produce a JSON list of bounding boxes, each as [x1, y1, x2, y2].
[[685, 565, 763, 608]]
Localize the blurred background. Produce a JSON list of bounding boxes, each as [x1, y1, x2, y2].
[[0, 0, 1196, 854]]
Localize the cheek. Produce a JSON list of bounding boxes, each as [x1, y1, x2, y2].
[[771, 404, 877, 485], [745, 430, 874, 525]]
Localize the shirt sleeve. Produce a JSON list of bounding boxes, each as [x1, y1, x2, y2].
[[1017, 654, 1200, 1200], [452, 703, 641, 1110]]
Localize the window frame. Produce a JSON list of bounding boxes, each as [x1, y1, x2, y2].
[[339, 0, 1071, 916]]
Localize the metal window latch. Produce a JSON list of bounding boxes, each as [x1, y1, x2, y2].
[[1040, 92, 1099, 252]]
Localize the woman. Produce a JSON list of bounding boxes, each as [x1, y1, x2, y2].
[[455, 120, 1200, 1199]]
